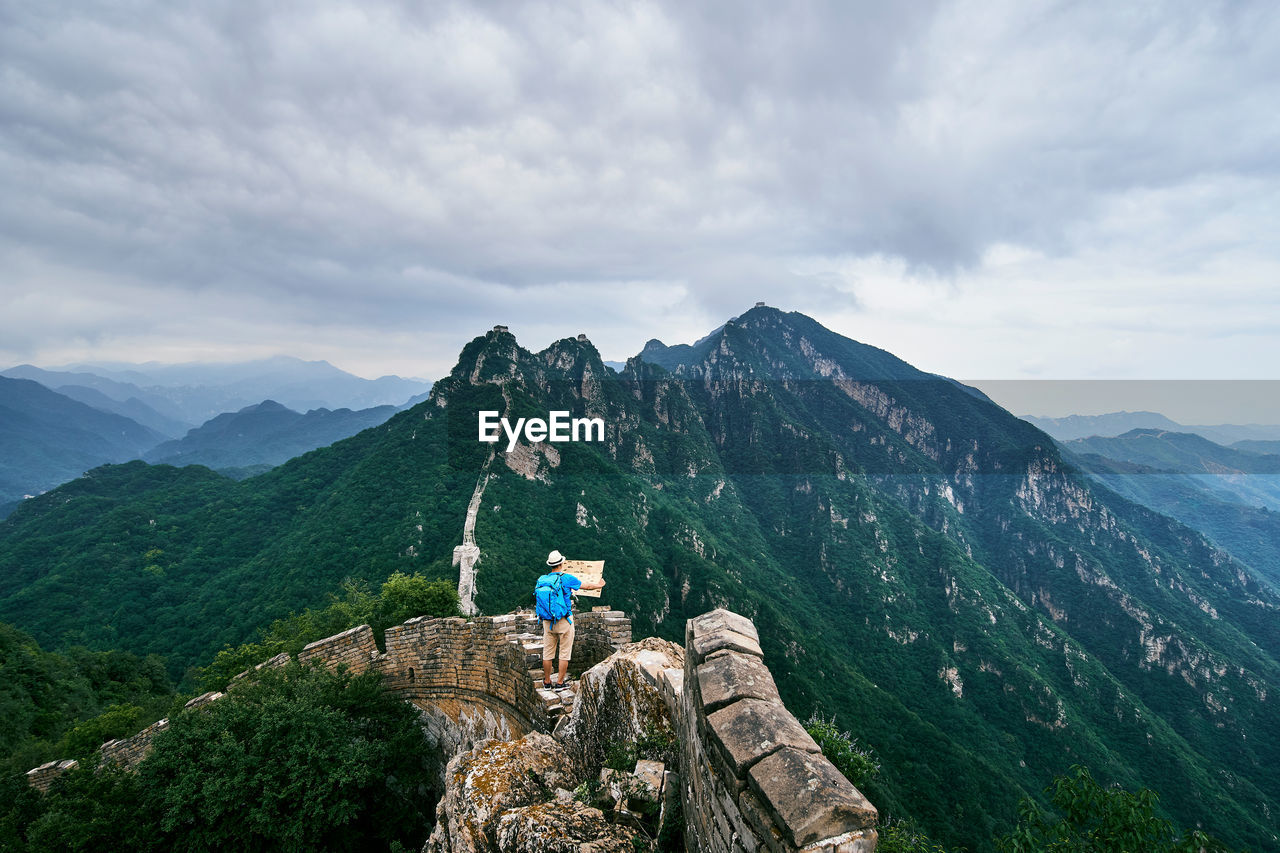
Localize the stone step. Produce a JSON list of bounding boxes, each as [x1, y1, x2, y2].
[[518, 636, 545, 667], [530, 669, 577, 719]]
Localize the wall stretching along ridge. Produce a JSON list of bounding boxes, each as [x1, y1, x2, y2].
[[27, 607, 882, 852], [27, 610, 630, 788]]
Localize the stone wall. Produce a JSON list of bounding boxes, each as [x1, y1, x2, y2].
[[489, 608, 633, 677], [383, 615, 545, 740], [27, 608, 632, 791], [298, 624, 380, 672], [97, 717, 170, 770], [25, 760, 79, 794], [674, 609, 879, 853]]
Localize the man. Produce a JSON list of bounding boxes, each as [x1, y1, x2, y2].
[[537, 549, 606, 689]]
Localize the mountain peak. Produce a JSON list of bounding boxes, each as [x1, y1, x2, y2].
[[241, 399, 292, 414]]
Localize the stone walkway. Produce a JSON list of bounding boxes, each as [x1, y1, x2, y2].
[[513, 629, 578, 720]]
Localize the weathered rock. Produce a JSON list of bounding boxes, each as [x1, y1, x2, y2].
[[555, 636, 684, 779], [600, 767, 633, 806], [425, 733, 578, 853], [748, 747, 878, 847], [633, 760, 664, 800], [494, 801, 648, 852]]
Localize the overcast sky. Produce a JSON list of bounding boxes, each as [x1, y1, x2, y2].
[[3, 1, 1278, 414]]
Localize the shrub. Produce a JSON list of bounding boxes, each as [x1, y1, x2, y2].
[[804, 712, 879, 789]]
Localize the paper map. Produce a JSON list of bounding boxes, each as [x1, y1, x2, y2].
[[562, 559, 604, 598]]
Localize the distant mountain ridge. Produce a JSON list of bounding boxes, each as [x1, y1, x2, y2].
[[1064, 428, 1280, 475], [1056, 428, 1280, 590], [1023, 410, 1183, 440], [50, 384, 190, 438], [3, 357, 431, 425], [0, 376, 167, 510], [0, 356, 429, 513], [1027, 410, 1280, 445], [1062, 428, 1280, 512], [2, 365, 192, 428], [144, 400, 398, 473]]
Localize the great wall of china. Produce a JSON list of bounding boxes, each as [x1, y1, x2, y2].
[[28, 606, 879, 852]]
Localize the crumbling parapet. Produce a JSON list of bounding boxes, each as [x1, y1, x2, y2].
[[298, 624, 379, 673], [97, 717, 171, 771], [25, 759, 79, 793], [677, 609, 879, 853]]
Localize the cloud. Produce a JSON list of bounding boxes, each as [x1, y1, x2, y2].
[[1, 1, 1277, 379]]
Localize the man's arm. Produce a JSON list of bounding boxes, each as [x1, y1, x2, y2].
[[563, 572, 603, 591]]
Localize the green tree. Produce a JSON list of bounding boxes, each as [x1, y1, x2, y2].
[[140, 663, 436, 852], [0, 764, 153, 853], [55, 703, 144, 760], [0, 623, 173, 775], [377, 572, 460, 627], [196, 578, 378, 692], [995, 765, 1233, 853]]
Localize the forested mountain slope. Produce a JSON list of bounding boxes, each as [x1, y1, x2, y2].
[[0, 377, 166, 511], [1, 308, 1277, 849], [143, 400, 398, 473]]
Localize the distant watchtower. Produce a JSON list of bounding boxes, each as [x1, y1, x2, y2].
[[493, 325, 509, 333], [755, 301, 766, 308]]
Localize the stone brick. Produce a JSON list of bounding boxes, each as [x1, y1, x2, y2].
[[697, 652, 780, 714], [633, 759, 664, 799], [748, 747, 878, 848], [808, 829, 878, 853], [692, 628, 764, 664], [707, 698, 820, 779], [690, 609, 760, 643], [739, 787, 788, 853], [660, 667, 683, 715], [184, 690, 223, 709]]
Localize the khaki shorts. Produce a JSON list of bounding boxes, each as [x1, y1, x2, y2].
[[542, 618, 575, 662]]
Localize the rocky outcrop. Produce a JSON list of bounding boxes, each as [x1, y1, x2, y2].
[[554, 636, 684, 778], [424, 732, 642, 853], [426, 638, 685, 853], [425, 733, 574, 853], [495, 801, 647, 852]]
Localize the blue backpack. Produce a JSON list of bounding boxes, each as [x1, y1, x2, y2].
[[534, 572, 571, 622]]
